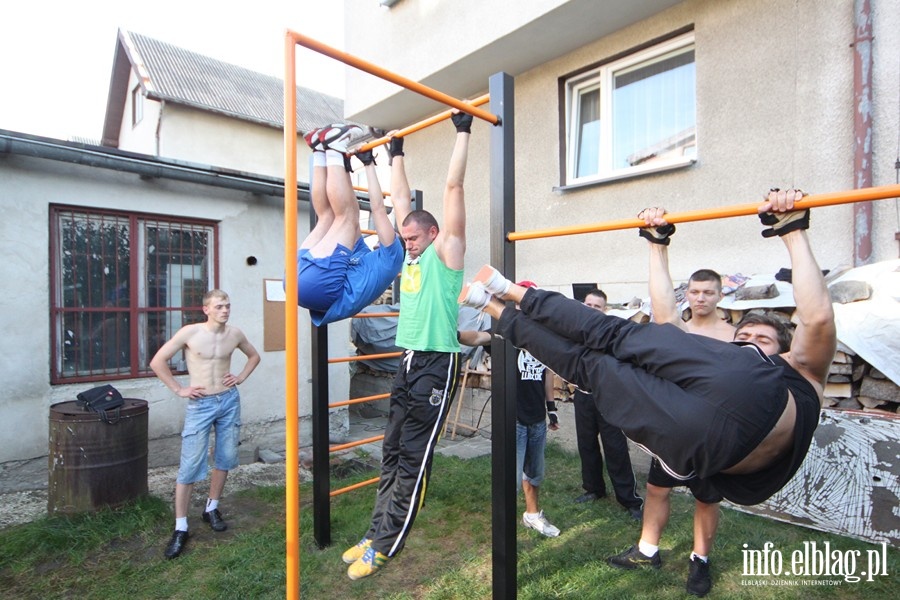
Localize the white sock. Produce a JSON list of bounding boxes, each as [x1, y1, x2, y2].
[[312, 151, 326, 168], [206, 498, 219, 512], [325, 149, 345, 167], [638, 540, 659, 557], [524, 511, 541, 520], [175, 517, 188, 532], [690, 552, 709, 563]]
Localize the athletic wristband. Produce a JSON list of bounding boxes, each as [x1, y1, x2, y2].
[[638, 223, 676, 245], [759, 209, 810, 238]]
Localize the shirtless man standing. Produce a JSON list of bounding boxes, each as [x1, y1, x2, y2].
[[150, 289, 261, 559], [607, 213, 736, 597]]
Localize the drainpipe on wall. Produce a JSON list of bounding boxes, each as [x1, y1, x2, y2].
[[853, 0, 873, 266], [155, 99, 165, 158]]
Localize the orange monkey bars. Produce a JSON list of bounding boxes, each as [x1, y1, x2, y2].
[[328, 351, 403, 364], [288, 31, 499, 126], [329, 392, 391, 409], [357, 94, 492, 153], [508, 184, 900, 241], [330, 435, 385, 453], [331, 477, 381, 498]]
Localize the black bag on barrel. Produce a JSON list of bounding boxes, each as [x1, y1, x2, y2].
[[76, 384, 125, 424]]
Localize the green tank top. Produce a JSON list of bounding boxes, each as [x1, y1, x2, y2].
[[395, 244, 463, 352]]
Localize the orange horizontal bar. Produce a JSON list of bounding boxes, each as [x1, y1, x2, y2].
[[289, 30, 498, 125], [328, 351, 404, 364], [352, 312, 399, 319], [353, 185, 391, 197], [329, 392, 391, 409], [508, 184, 900, 241], [357, 94, 491, 153], [361, 228, 376, 235], [330, 435, 384, 453], [331, 476, 380, 497]]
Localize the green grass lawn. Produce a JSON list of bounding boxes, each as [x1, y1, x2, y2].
[[1, 442, 897, 599]]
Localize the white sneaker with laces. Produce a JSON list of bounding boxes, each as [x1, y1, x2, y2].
[[522, 511, 560, 537], [458, 282, 492, 310]]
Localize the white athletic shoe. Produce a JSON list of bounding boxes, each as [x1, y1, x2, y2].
[[473, 265, 511, 297], [458, 282, 492, 310], [320, 123, 364, 153], [522, 511, 560, 537]]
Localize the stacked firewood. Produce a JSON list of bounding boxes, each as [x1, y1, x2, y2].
[[824, 349, 899, 414]]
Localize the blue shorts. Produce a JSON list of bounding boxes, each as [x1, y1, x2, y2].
[[176, 387, 242, 484], [516, 419, 547, 489], [305, 236, 404, 326], [297, 238, 360, 312]]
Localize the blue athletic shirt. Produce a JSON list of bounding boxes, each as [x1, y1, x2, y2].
[[309, 236, 404, 326]]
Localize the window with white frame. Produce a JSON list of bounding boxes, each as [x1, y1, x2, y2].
[[132, 84, 144, 126], [564, 32, 696, 185], [49, 206, 217, 383]]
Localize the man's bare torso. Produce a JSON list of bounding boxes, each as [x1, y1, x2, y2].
[[183, 323, 244, 395]]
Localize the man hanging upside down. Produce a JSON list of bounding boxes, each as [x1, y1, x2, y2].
[[458, 189, 835, 506], [297, 124, 412, 326]]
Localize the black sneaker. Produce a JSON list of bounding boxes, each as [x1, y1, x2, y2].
[[202, 508, 228, 532], [686, 556, 712, 597], [606, 545, 661, 570]]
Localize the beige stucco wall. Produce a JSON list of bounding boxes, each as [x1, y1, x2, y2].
[[116, 70, 160, 155], [356, 0, 899, 302], [117, 68, 314, 182], [0, 154, 348, 463]]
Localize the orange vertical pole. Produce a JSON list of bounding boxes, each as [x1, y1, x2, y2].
[[283, 30, 300, 600], [287, 29, 499, 125]]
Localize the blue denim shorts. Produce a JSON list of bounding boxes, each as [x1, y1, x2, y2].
[[516, 419, 547, 490], [176, 387, 242, 484]]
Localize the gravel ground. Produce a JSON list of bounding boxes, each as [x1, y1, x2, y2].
[[0, 461, 293, 530]]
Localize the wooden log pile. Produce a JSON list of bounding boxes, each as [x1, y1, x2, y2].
[[824, 350, 900, 414]]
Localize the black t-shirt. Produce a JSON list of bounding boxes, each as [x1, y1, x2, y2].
[[516, 349, 547, 425], [710, 355, 821, 505]]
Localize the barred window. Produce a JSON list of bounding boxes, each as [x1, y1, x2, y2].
[[50, 206, 217, 383]]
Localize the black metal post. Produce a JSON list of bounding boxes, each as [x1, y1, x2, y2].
[[489, 71, 516, 600], [310, 170, 331, 549]]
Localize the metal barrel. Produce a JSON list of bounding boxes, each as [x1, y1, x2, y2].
[[48, 399, 149, 514]]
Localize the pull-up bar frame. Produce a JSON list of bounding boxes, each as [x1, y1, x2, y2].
[[508, 184, 900, 241], [291, 31, 499, 126], [283, 28, 511, 600], [357, 94, 492, 153]]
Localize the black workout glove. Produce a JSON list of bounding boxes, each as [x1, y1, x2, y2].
[[388, 136, 404, 158], [759, 209, 810, 238], [451, 111, 473, 134], [638, 223, 676, 245], [546, 401, 559, 428], [356, 148, 376, 166]]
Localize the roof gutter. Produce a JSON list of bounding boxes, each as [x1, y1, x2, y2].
[[0, 129, 312, 202]]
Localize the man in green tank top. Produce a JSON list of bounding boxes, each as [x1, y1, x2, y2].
[[344, 110, 474, 580]]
